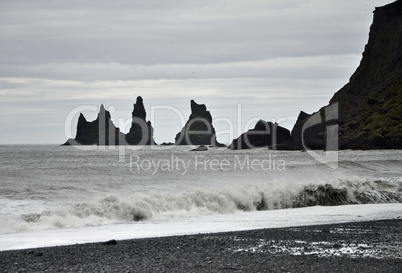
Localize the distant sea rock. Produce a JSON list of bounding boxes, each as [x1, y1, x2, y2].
[[190, 145, 208, 151], [291, 0, 402, 150], [229, 120, 294, 150], [63, 104, 125, 145], [175, 100, 223, 146], [63, 96, 155, 146], [160, 142, 174, 146], [125, 96, 156, 145]]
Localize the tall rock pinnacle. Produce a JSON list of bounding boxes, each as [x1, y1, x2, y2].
[[63, 96, 155, 146], [132, 96, 146, 121], [125, 96, 156, 145], [72, 104, 125, 145], [175, 100, 221, 146]]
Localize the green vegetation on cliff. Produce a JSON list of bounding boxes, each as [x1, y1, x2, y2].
[[291, 0, 402, 149]]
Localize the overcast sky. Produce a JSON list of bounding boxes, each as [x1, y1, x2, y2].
[[0, 0, 392, 144]]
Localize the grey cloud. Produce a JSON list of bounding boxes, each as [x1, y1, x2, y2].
[[0, 0, 392, 144], [0, 53, 360, 81], [0, 0, 379, 66], [0, 79, 27, 90]]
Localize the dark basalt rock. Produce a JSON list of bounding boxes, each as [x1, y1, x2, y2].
[[291, 111, 314, 147], [290, 108, 335, 150], [291, 0, 402, 150], [72, 105, 125, 145], [160, 142, 174, 146], [229, 119, 293, 150], [64, 96, 155, 145], [61, 139, 74, 145], [175, 100, 221, 146], [102, 239, 118, 245], [191, 145, 208, 151], [125, 96, 156, 145]]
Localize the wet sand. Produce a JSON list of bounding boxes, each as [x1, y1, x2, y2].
[[0, 219, 401, 272]]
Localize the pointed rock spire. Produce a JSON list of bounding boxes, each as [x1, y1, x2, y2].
[[125, 96, 156, 145], [175, 100, 221, 146], [73, 104, 124, 145]]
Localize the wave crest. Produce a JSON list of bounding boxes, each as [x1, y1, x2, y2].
[[1, 179, 400, 234]]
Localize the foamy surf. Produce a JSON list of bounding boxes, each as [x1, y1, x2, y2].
[[0, 203, 401, 251], [0, 146, 401, 251], [1, 178, 400, 234]]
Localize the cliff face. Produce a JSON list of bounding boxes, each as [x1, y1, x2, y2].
[[126, 96, 156, 145], [229, 120, 293, 150], [175, 100, 221, 146], [291, 0, 402, 149]]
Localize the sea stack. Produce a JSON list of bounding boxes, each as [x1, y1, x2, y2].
[[291, 0, 402, 150], [229, 119, 294, 150], [63, 96, 155, 145], [65, 105, 125, 145], [175, 100, 221, 146], [125, 96, 156, 145]]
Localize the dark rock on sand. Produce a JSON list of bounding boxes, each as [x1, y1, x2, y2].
[[175, 100, 222, 146], [291, 0, 402, 150], [229, 119, 293, 150], [102, 239, 118, 245]]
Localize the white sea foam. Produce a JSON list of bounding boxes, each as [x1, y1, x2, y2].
[[0, 146, 401, 250], [0, 178, 400, 234], [0, 204, 401, 251]]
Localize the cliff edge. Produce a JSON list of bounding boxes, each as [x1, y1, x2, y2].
[[291, 0, 402, 149]]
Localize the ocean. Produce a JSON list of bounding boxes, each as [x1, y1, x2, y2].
[[0, 146, 401, 251]]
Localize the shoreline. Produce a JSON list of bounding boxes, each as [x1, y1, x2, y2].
[[1, 219, 401, 272], [2, 203, 401, 252]]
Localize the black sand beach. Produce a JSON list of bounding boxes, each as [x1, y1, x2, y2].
[[1, 219, 401, 272]]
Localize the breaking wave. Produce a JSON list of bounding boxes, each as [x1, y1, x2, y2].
[[2, 178, 401, 234]]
